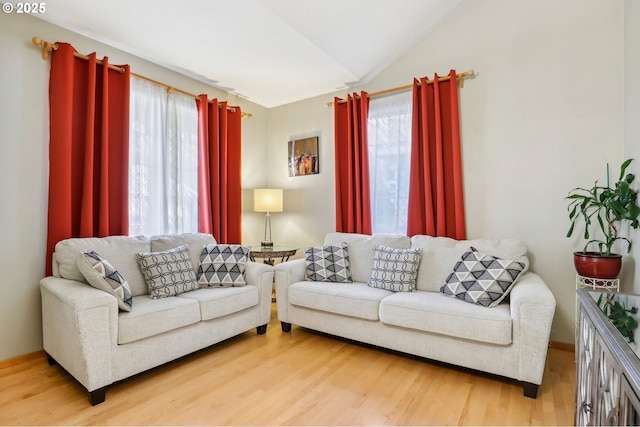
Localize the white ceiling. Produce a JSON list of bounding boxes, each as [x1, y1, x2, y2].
[[35, 0, 464, 108]]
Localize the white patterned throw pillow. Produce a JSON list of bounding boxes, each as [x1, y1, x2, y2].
[[137, 245, 199, 299], [305, 242, 352, 283], [198, 244, 251, 287], [440, 246, 527, 307], [367, 244, 423, 292], [77, 250, 133, 311]]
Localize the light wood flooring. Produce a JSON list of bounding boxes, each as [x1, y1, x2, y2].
[[0, 305, 575, 425]]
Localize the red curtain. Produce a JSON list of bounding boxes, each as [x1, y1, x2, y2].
[[333, 92, 372, 234], [407, 70, 466, 239], [197, 95, 242, 243], [45, 43, 130, 275]]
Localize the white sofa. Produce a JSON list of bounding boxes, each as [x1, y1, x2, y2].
[[274, 232, 556, 398], [40, 233, 274, 405]]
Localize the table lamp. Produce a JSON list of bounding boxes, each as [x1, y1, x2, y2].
[[254, 188, 283, 247]]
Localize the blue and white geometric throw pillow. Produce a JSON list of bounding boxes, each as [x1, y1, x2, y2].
[[367, 244, 423, 292], [440, 246, 527, 307], [198, 244, 251, 287], [77, 250, 133, 311], [305, 242, 352, 283]]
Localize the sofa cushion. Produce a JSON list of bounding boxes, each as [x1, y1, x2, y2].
[[150, 233, 217, 274], [304, 242, 352, 283], [53, 235, 150, 296], [137, 245, 200, 299], [76, 251, 133, 311], [367, 245, 423, 292], [289, 281, 392, 321], [324, 232, 410, 283], [440, 247, 527, 307], [410, 235, 528, 292], [118, 295, 201, 344], [379, 291, 512, 345], [177, 286, 259, 321], [198, 244, 251, 287]]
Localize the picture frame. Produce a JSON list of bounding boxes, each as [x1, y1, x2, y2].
[[288, 136, 319, 177]]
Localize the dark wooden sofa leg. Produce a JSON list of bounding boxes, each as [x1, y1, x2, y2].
[[89, 387, 107, 405], [281, 322, 292, 332], [256, 324, 268, 335], [523, 382, 538, 399], [46, 353, 57, 366]]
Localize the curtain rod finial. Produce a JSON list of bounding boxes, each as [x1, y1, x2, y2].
[[32, 36, 57, 60]]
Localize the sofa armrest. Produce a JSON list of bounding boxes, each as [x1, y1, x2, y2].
[[245, 261, 275, 288], [244, 261, 275, 326], [274, 259, 306, 323], [508, 272, 556, 384], [40, 276, 118, 392]]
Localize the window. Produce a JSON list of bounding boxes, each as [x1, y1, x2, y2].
[[128, 77, 199, 236], [367, 90, 413, 235]]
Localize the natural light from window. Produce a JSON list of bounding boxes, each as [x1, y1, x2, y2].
[[128, 77, 199, 237], [367, 90, 412, 235]]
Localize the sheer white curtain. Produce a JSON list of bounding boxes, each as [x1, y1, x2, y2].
[[129, 76, 198, 236], [165, 91, 198, 234], [367, 90, 413, 235]]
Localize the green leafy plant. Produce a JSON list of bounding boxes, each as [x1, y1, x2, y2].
[[567, 159, 640, 255], [597, 293, 638, 342]]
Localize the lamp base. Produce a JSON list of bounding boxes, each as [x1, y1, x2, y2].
[[261, 241, 274, 248]]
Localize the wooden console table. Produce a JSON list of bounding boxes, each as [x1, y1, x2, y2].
[[576, 289, 640, 426]]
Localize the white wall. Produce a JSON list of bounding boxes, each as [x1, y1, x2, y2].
[[265, 99, 336, 249], [0, 12, 267, 361], [624, 1, 640, 293], [266, 0, 625, 344]]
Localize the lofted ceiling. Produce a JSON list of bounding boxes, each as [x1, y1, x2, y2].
[[34, 0, 464, 108]]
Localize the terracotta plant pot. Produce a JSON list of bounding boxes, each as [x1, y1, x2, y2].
[[573, 251, 622, 279]]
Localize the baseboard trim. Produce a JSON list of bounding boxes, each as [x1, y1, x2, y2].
[[0, 350, 45, 369], [549, 340, 575, 352]]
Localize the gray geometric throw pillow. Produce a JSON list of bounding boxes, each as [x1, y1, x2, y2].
[[367, 244, 423, 292], [304, 242, 352, 283], [137, 245, 199, 299], [440, 246, 527, 307], [198, 244, 251, 287], [77, 250, 133, 311]]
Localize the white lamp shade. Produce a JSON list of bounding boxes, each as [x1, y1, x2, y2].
[[254, 189, 283, 213]]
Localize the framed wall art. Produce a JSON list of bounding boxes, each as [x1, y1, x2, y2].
[[288, 136, 319, 177]]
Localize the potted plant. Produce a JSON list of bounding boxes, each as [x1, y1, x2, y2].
[[597, 293, 638, 343], [566, 159, 640, 278]]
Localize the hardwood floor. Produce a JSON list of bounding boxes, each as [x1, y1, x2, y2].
[[0, 305, 575, 425]]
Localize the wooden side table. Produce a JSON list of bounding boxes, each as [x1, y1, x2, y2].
[[249, 246, 298, 266]]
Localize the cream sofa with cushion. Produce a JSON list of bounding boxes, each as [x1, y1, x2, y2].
[[40, 233, 273, 405], [274, 232, 556, 398]]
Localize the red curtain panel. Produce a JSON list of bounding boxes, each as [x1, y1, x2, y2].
[[196, 95, 242, 244], [333, 92, 372, 234], [45, 43, 130, 275], [407, 70, 466, 239]]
